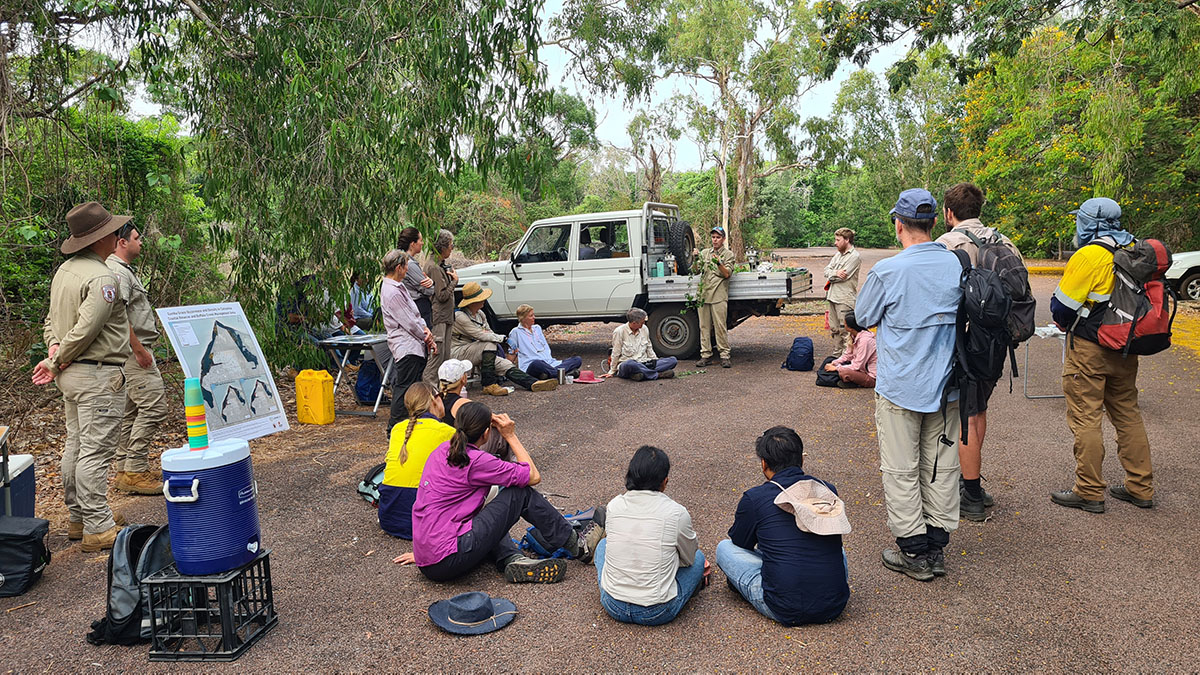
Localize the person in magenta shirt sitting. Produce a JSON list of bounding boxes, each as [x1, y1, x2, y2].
[[824, 311, 876, 388], [393, 401, 594, 583]]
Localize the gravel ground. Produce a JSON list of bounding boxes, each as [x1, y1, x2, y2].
[[3, 250, 1199, 672]]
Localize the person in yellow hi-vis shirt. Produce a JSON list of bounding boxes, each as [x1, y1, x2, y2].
[[694, 226, 736, 369], [1048, 197, 1153, 514], [378, 383, 456, 539], [32, 202, 132, 552]]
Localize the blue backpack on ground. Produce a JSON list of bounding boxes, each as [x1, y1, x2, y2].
[[782, 337, 814, 371], [355, 358, 383, 404], [517, 508, 596, 559]]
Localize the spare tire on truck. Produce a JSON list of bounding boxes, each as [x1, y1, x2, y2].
[[648, 304, 700, 359], [668, 220, 696, 275]]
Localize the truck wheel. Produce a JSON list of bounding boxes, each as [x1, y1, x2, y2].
[[1181, 271, 1200, 301], [648, 305, 700, 359], [668, 221, 696, 275]]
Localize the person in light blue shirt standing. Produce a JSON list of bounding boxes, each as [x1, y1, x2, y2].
[[854, 188, 963, 583], [349, 272, 377, 330], [507, 304, 582, 380]]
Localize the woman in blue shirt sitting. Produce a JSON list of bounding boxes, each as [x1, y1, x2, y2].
[[506, 304, 582, 381]]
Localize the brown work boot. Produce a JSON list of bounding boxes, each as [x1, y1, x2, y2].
[[117, 471, 164, 496], [482, 384, 510, 396], [81, 525, 121, 553], [67, 511, 126, 540], [530, 379, 558, 392]]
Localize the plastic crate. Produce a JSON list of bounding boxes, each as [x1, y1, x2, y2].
[[144, 550, 277, 661]]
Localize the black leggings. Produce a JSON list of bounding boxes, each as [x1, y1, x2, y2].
[[386, 354, 427, 433]]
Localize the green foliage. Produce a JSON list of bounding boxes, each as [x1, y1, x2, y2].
[[441, 192, 525, 259]]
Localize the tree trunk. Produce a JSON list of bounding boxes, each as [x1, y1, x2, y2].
[[729, 130, 754, 261], [646, 145, 662, 202]]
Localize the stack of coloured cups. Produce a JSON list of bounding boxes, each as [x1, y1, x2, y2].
[[184, 377, 209, 451]]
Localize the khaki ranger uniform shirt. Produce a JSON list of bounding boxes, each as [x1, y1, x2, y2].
[[698, 247, 736, 304], [106, 254, 159, 348], [823, 246, 861, 307], [43, 250, 131, 375], [935, 218, 1024, 267]]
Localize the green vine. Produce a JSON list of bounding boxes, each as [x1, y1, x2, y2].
[[682, 250, 719, 312]]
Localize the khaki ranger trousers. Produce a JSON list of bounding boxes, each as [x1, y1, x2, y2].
[[828, 301, 853, 357], [423, 322, 453, 386], [58, 363, 126, 535], [875, 394, 961, 541], [116, 353, 169, 474], [698, 300, 730, 359], [1062, 337, 1153, 501]]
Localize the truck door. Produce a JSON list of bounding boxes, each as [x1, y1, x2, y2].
[[503, 222, 576, 316], [572, 219, 638, 313]]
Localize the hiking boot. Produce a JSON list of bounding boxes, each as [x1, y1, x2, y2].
[[960, 477, 994, 507], [1050, 489, 1105, 513], [658, 369, 675, 379], [503, 556, 567, 584], [117, 471, 164, 496], [695, 357, 712, 367], [928, 549, 946, 577], [69, 512, 126, 540], [81, 525, 121, 553], [1109, 485, 1154, 509], [482, 384, 510, 397], [629, 372, 645, 381], [530, 379, 558, 392], [881, 549, 934, 582], [565, 530, 594, 564], [584, 522, 606, 558], [959, 487, 988, 522], [720, 358, 732, 368]]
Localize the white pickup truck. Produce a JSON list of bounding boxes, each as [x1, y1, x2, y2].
[[455, 202, 812, 357]]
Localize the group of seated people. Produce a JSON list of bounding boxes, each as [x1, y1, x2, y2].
[[379, 379, 851, 627]]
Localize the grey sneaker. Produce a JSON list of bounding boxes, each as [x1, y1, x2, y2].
[[1109, 485, 1154, 509], [1050, 489, 1105, 513], [503, 556, 567, 583], [928, 549, 946, 577], [720, 358, 732, 368], [695, 357, 712, 367], [881, 549, 934, 582], [959, 487, 988, 522], [658, 369, 675, 379], [629, 372, 645, 381]]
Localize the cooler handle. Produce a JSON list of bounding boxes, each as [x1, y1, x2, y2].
[[163, 476, 200, 503]]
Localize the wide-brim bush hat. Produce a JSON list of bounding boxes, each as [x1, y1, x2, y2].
[[459, 282, 492, 308], [574, 370, 604, 384], [428, 591, 517, 635], [62, 202, 132, 254], [770, 478, 852, 536]]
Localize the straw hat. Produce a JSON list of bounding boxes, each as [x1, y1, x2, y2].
[[61, 202, 132, 254], [458, 282, 492, 308]]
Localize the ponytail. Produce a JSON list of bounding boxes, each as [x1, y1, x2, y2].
[[448, 401, 492, 468], [399, 382, 437, 465]]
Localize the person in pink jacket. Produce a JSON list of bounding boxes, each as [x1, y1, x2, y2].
[[824, 311, 876, 388]]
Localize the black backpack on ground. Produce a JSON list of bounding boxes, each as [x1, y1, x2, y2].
[[87, 524, 174, 646], [815, 356, 841, 387], [0, 516, 51, 598]]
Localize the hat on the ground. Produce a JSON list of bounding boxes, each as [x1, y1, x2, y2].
[[889, 189, 938, 221], [458, 282, 492, 308], [710, 225, 726, 236], [574, 370, 604, 384], [438, 359, 474, 384], [61, 202, 132, 254], [428, 592, 517, 635], [771, 478, 852, 536]]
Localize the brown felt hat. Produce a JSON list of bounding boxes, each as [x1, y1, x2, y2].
[[458, 281, 493, 307], [61, 202, 132, 254]]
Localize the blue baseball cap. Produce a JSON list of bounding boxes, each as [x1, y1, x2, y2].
[[710, 225, 726, 236], [890, 188, 939, 220]]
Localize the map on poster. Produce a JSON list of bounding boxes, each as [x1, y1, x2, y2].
[[156, 302, 289, 442]]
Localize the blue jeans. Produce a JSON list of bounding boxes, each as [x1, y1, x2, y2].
[[594, 539, 706, 626], [616, 357, 678, 380], [525, 355, 582, 380], [715, 539, 849, 624]]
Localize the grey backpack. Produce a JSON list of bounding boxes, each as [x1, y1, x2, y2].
[[86, 524, 174, 645]]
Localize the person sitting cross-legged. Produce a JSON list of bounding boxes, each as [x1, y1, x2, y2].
[[507, 304, 582, 381], [716, 427, 850, 626], [823, 311, 876, 389], [601, 308, 677, 381], [378, 382, 455, 539], [394, 401, 592, 583], [451, 282, 557, 396], [593, 446, 706, 626]]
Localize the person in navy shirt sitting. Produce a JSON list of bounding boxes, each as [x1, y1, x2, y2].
[[716, 427, 850, 626]]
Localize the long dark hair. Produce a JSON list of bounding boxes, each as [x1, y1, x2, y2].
[[448, 401, 492, 468], [397, 226, 421, 254]]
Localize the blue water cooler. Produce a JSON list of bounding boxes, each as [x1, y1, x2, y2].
[[161, 439, 262, 576]]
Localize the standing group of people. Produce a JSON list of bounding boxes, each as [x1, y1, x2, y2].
[[33, 203, 172, 552]]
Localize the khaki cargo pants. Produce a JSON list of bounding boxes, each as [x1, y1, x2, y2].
[[699, 300, 730, 359], [828, 301, 853, 357], [116, 353, 169, 473], [1063, 337, 1152, 501], [58, 363, 125, 535], [875, 394, 961, 541]]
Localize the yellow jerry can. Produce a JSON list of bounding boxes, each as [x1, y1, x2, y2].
[[295, 369, 335, 425]]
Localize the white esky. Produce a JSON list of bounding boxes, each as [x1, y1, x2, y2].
[[128, 3, 910, 172]]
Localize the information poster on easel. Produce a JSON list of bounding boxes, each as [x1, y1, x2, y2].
[[156, 302, 289, 442]]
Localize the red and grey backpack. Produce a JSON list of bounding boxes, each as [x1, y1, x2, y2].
[[1076, 238, 1176, 356]]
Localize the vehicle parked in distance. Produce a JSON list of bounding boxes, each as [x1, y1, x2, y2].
[[1166, 249, 1200, 301]]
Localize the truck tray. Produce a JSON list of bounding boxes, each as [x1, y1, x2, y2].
[[647, 270, 811, 303]]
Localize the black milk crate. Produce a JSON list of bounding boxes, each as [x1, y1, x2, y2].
[[143, 549, 278, 661]]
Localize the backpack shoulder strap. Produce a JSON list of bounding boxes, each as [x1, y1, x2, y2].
[[962, 229, 987, 249], [951, 247, 971, 272], [1089, 239, 1118, 253]]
